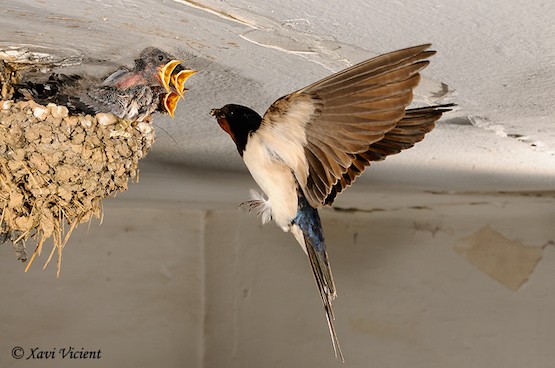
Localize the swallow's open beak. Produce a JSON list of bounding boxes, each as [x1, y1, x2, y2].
[[162, 92, 181, 118], [171, 69, 197, 98], [159, 60, 183, 93]]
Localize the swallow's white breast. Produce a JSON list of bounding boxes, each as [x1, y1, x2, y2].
[[242, 134, 300, 231], [242, 95, 315, 231]]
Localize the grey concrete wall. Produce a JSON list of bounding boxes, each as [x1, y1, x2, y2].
[[1, 185, 554, 367], [0, 207, 205, 368]]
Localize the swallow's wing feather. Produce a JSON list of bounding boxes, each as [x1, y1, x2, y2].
[[324, 103, 455, 204], [78, 85, 158, 120], [14, 73, 86, 109], [260, 44, 448, 208], [14, 74, 108, 115], [79, 85, 127, 116], [101, 66, 131, 86]]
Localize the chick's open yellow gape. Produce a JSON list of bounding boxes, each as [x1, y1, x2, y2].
[[158, 60, 197, 117], [159, 59, 182, 92], [162, 92, 181, 118], [171, 69, 196, 97]]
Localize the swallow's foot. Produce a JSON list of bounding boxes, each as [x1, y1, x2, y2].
[[239, 189, 272, 224]]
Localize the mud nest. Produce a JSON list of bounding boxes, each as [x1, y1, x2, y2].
[[0, 99, 155, 274]]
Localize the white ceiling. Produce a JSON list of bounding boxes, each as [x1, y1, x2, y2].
[[1, 0, 554, 195]]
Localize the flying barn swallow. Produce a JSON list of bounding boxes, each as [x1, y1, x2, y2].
[[211, 44, 454, 360], [14, 47, 196, 121]]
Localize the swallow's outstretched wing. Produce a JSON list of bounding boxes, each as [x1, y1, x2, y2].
[[258, 44, 452, 207]]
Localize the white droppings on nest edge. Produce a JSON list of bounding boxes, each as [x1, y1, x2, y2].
[[0, 100, 156, 276]]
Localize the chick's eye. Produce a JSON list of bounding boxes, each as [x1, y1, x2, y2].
[[158, 54, 164, 61]]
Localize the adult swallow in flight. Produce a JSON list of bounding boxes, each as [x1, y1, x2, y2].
[[14, 47, 196, 121], [211, 44, 454, 360]]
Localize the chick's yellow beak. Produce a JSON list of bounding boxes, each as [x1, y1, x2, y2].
[[162, 92, 181, 118], [159, 60, 183, 92], [172, 69, 197, 98]]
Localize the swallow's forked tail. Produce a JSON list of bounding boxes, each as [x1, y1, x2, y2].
[[305, 232, 344, 361], [292, 194, 344, 361]]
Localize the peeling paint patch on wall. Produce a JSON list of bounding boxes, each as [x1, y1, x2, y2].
[[454, 225, 544, 291]]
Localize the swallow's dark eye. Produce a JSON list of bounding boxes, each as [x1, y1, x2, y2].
[[158, 54, 164, 61]]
